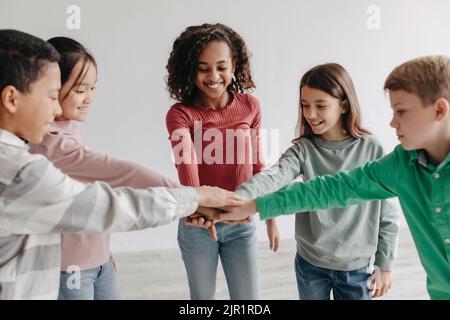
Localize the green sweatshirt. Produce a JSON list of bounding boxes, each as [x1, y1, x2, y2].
[[236, 135, 400, 272], [255, 144, 450, 299]]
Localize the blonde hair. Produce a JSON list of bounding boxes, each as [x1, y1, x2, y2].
[[384, 55, 450, 105]]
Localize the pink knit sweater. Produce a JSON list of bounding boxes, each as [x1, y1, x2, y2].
[[166, 92, 264, 191], [30, 121, 178, 271]]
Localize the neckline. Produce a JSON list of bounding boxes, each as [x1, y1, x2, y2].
[[0, 129, 28, 149], [311, 135, 359, 149], [195, 91, 236, 111], [51, 120, 76, 129]]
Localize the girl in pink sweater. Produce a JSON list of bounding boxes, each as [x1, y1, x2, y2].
[[165, 23, 279, 300], [30, 37, 178, 300]]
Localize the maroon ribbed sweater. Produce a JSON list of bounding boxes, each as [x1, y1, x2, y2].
[[166, 92, 264, 191]]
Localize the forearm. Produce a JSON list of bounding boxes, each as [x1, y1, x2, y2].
[[4, 159, 198, 234], [54, 146, 179, 188], [256, 163, 396, 220], [236, 147, 302, 200]]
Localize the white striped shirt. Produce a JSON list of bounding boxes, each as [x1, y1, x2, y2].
[[0, 129, 198, 299]]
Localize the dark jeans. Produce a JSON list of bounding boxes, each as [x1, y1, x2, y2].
[[294, 253, 371, 300]]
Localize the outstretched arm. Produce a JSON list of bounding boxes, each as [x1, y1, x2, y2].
[[219, 152, 398, 222], [1, 158, 242, 235]]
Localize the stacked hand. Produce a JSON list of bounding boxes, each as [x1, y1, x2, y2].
[[195, 186, 245, 208], [186, 206, 253, 241], [218, 200, 258, 221], [193, 187, 257, 224], [189, 191, 279, 250]]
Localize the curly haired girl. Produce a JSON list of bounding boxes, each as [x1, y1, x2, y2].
[[165, 23, 279, 300]]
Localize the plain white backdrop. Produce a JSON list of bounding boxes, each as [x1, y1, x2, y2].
[[1, 0, 449, 251]]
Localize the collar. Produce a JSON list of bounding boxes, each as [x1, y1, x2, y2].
[[408, 148, 450, 171], [0, 129, 29, 149]]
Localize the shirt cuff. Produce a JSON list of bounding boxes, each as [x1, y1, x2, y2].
[[234, 187, 253, 200], [374, 254, 394, 271], [173, 187, 199, 218], [256, 196, 279, 220]]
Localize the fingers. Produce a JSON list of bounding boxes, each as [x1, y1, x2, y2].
[[187, 213, 202, 220], [273, 236, 280, 252], [196, 186, 246, 208], [185, 216, 209, 228], [373, 288, 381, 298], [372, 282, 390, 298], [371, 270, 392, 298], [221, 216, 253, 225], [197, 217, 205, 226], [203, 220, 212, 228], [268, 236, 280, 252], [111, 256, 118, 272], [208, 224, 217, 241], [184, 216, 217, 241], [379, 283, 389, 297], [196, 206, 222, 220]]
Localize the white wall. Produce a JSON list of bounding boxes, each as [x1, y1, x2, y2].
[[1, 0, 449, 251]]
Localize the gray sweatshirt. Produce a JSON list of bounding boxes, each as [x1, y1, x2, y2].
[[236, 135, 400, 271]]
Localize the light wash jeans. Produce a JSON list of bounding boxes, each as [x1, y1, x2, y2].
[[294, 253, 372, 300], [58, 256, 121, 300], [178, 219, 259, 300]]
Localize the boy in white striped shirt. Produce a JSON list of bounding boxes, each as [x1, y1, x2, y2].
[[0, 29, 235, 299]]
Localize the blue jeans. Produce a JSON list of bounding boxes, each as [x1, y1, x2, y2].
[[58, 256, 121, 300], [178, 219, 259, 300], [294, 253, 371, 300]]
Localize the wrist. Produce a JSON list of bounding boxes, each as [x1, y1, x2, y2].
[[247, 199, 257, 214], [194, 187, 206, 206]]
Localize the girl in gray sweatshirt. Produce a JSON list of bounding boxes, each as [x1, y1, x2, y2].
[[235, 63, 400, 300]]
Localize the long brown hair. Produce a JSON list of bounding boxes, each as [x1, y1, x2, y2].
[[294, 63, 370, 141]]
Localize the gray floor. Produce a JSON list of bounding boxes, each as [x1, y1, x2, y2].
[[115, 227, 429, 300]]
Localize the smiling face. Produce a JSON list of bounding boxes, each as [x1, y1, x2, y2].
[[300, 85, 347, 141], [389, 90, 442, 151], [194, 40, 235, 108], [58, 60, 97, 122]]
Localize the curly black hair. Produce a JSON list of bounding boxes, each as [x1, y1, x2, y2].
[[166, 23, 255, 107]]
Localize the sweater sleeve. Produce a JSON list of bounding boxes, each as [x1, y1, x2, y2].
[[371, 144, 400, 271], [165, 106, 201, 187], [235, 143, 305, 200], [248, 95, 265, 175], [39, 132, 180, 189], [375, 198, 400, 271]]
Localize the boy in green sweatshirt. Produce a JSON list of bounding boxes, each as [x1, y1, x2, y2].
[[219, 55, 450, 299]]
